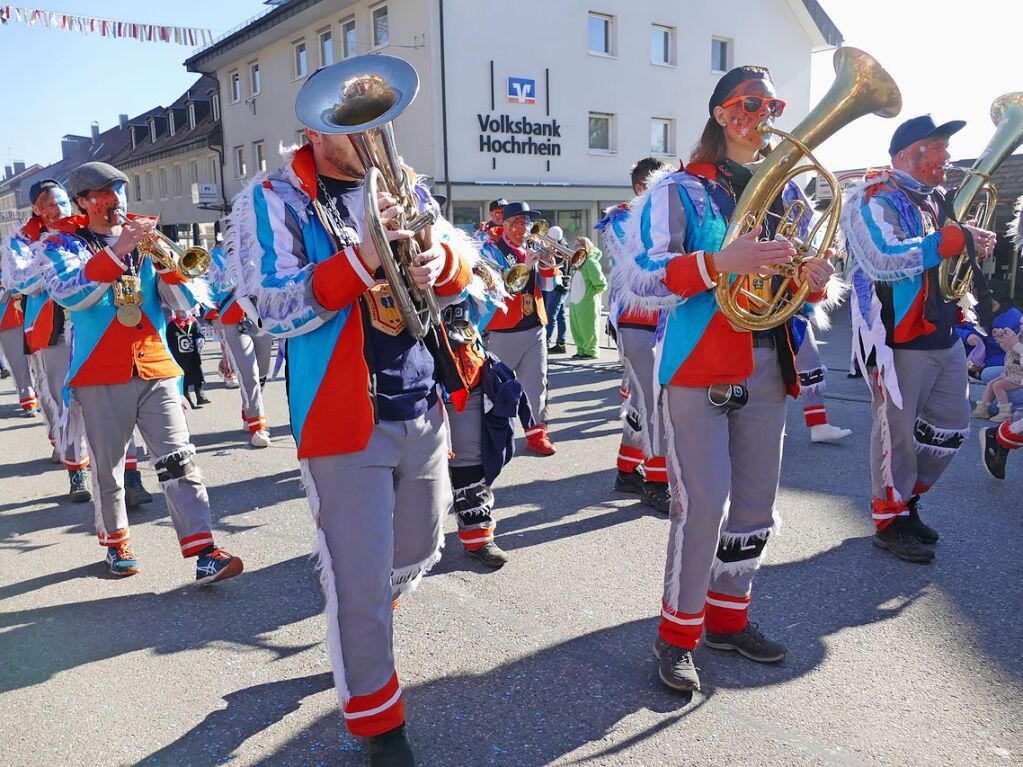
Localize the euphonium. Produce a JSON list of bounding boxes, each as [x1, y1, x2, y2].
[[114, 211, 210, 279], [715, 47, 902, 331], [940, 92, 1023, 301], [297, 55, 439, 340]]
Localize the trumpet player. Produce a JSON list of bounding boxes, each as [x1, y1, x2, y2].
[[621, 65, 835, 693], [481, 201, 557, 455], [37, 162, 242, 584], [842, 115, 995, 563], [226, 58, 477, 765]]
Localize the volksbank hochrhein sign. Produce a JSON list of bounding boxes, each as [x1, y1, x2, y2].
[[477, 114, 563, 156]]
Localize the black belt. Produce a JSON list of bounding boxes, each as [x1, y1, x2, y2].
[[752, 334, 776, 349]]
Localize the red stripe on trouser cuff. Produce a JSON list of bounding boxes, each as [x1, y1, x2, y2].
[[705, 591, 751, 634], [343, 672, 405, 737], [525, 425, 545, 438], [871, 497, 909, 531], [643, 456, 668, 483], [99, 528, 129, 547], [20, 397, 37, 411], [458, 526, 495, 551], [619, 385, 629, 399], [64, 458, 90, 470], [246, 419, 267, 433], [617, 444, 645, 472], [803, 406, 828, 427], [997, 420, 1023, 449], [658, 601, 704, 650], [179, 532, 214, 558], [912, 482, 930, 495]]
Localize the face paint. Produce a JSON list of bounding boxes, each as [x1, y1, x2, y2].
[[902, 138, 950, 186], [34, 188, 72, 225], [504, 215, 529, 246], [720, 79, 778, 152], [81, 186, 124, 226]]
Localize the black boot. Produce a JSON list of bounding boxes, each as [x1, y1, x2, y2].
[[365, 724, 415, 767], [613, 469, 644, 495], [641, 481, 671, 513], [905, 495, 939, 544], [194, 385, 211, 405], [124, 468, 153, 508], [872, 516, 935, 563], [980, 427, 1009, 481], [465, 541, 511, 569]]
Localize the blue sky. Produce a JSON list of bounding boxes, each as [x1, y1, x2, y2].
[[1, 0, 1019, 171]]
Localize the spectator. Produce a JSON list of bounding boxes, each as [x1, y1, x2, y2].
[[168, 310, 209, 408], [568, 236, 608, 360]]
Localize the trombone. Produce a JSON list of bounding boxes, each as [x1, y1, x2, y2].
[[114, 211, 210, 279]]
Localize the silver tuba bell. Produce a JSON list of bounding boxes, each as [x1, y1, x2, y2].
[[296, 55, 440, 340]]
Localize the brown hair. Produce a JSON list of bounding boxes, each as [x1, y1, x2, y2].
[[689, 116, 728, 166], [575, 236, 596, 253]]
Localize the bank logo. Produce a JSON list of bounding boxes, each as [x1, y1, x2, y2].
[[507, 77, 536, 105]]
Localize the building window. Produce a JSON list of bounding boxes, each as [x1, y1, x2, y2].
[[173, 164, 183, 196], [651, 24, 675, 65], [234, 146, 247, 178], [211, 94, 220, 122], [254, 141, 266, 173], [342, 16, 356, 58], [651, 118, 674, 155], [144, 171, 153, 199], [588, 111, 614, 152], [319, 28, 334, 66], [711, 37, 731, 73], [150, 120, 157, 143], [158, 167, 168, 198], [588, 12, 614, 56], [249, 62, 261, 95], [190, 159, 199, 186], [229, 70, 241, 102], [207, 156, 218, 185], [372, 4, 389, 48], [293, 40, 308, 79], [133, 174, 142, 202], [168, 112, 176, 136], [188, 103, 196, 129]]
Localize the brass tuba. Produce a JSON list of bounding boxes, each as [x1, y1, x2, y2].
[[940, 92, 1023, 301], [297, 55, 439, 340], [715, 47, 902, 331], [114, 211, 210, 279]]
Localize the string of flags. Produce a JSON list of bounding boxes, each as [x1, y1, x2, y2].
[[0, 5, 214, 46]]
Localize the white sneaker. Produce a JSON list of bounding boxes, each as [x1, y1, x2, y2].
[[250, 429, 272, 448], [50, 447, 62, 464], [224, 377, 240, 390], [811, 423, 852, 443]]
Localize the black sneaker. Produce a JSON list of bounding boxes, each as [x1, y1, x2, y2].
[[366, 724, 415, 767], [548, 343, 567, 355], [980, 427, 1009, 481], [641, 481, 670, 513], [68, 469, 91, 503], [613, 469, 644, 495], [703, 622, 786, 663], [124, 468, 153, 508], [905, 495, 939, 544], [465, 541, 510, 569], [872, 516, 935, 563], [653, 635, 701, 692]]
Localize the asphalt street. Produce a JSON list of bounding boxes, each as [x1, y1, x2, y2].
[[0, 311, 1020, 767]]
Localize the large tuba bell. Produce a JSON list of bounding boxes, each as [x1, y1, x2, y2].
[[715, 47, 902, 331], [296, 55, 439, 340], [939, 92, 1023, 301]]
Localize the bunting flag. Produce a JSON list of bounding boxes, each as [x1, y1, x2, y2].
[[0, 5, 214, 46]]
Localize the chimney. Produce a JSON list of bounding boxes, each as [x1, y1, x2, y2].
[[13, 161, 26, 176], [3, 165, 12, 180], [91, 121, 100, 141], [119, 113, 129, 129]]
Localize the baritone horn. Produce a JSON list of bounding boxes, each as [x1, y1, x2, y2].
[[940, 92, 1023, 301], [114, 211, 210, 278], [296, 54, 439, 340], [715, 47, 902, 331]]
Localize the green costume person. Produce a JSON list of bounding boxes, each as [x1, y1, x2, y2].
[[568, 237, 608, 359]]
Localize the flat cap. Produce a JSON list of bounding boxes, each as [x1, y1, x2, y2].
[[69, 162, 129, 199]]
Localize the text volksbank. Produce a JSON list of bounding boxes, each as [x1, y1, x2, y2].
[[477, 113, 563, 156]]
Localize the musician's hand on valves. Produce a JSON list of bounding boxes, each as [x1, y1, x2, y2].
[[407, 243, 446, 289], [961, 223, 996, 261], [798, 249, 836, 293], [360, 192, 413, 272], [713, 226, 795, 276], [111, 218, 153, 259]]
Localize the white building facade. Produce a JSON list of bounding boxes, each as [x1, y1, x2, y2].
[[186, 0, 840, 240]]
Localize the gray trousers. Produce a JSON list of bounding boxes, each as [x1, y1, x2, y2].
[[0, 326, 35, 412], [302, 404, 448, 735], [660, 348, 786, 646], [869, 342, 969, 525], [617, 326, 666, 476], [485, 325, 548, 428], [795, 324, 827, 423], [220, 322, 272, 432], [74, 376, 213, 555], [445, 388, 496, 549], [32, 342, 89, 469]]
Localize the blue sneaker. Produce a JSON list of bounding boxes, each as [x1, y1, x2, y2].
[[195, 548, 243, 586], [106, 543, 140, 576]]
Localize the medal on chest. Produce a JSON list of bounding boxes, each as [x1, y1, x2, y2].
[[366, 283, 405, 336], [113, 274, 143, 327]]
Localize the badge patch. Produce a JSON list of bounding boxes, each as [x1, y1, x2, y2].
[[366, 283, 405, 336], [522, 293, 535, 316]]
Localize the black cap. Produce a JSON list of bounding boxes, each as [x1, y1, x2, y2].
[[69, 162, 129, 199], [889, 115, 966, 157], [489, 198, 508, 212], [708, 65, 772, 116], [500, 201, 540, 221], [29, 179, 62, 205]]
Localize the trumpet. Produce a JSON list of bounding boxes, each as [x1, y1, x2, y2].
[[114, 210, 210, 279], [497, 219, 584, 293]]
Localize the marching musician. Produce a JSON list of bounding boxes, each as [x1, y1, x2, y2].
[[475, 197, 507, 243], [0, 242, 39, 419], [599, 157, 672, 513], [622, 66, 835, 692], [842, 115, 995, 563], [792, 314, 852, 443], [480, 201, 557, 455], [38, 161, 242, 584], [206, 242, 273, 447], [227, 59, 476, 766]]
